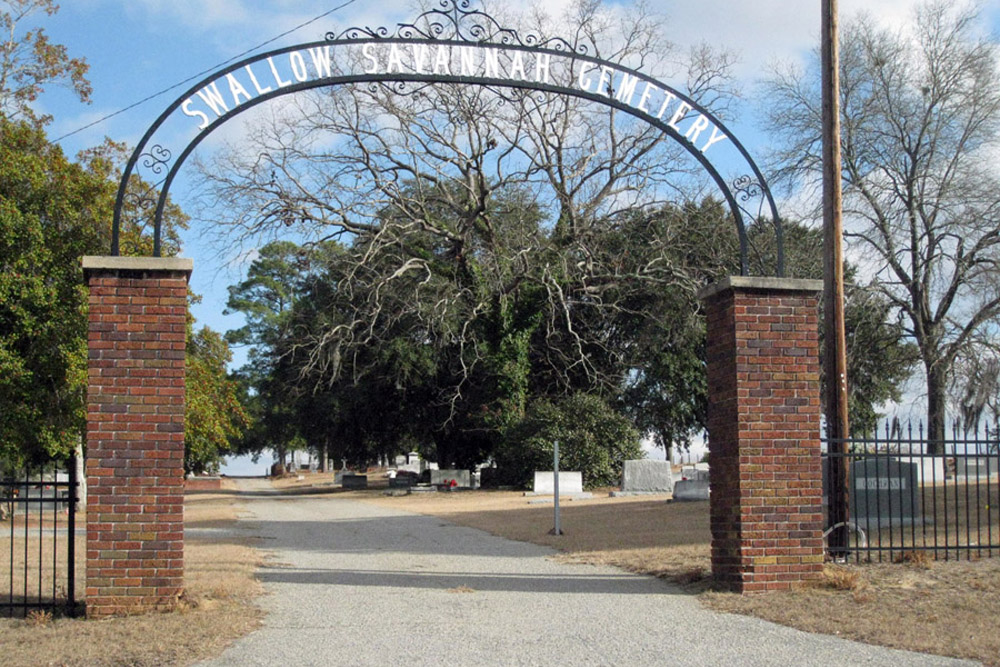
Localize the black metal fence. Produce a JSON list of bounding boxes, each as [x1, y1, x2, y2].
[[823, 422, 1000, 562], [1, 456, 79, 617]]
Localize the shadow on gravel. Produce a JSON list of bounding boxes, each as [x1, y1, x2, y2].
[[186, 487, 340, 498], [243, 517, 548, 558], [255, 565, 675, 595]]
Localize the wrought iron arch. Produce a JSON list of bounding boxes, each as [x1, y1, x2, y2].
[[113, 0, 784, 276]]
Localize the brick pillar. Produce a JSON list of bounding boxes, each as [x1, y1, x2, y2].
[[698, 276, 825, 592], [83, 256, 192, 618]]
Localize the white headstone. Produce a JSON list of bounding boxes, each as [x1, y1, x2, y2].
[[532, 471, 584, 495]]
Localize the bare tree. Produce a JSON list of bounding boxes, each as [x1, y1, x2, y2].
[[193, 0, 742, 452], [763, 1, 1000, 451], [951, 338, 1000, 432]]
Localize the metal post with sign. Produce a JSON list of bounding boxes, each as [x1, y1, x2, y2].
[[551, 441, 562, 536]]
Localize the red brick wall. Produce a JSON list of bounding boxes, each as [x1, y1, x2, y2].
[[700, 277, 824, 592], [84, 257, 191, 618]]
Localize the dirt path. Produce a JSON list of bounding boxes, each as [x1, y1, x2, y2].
[[200, 479, 976, 666]]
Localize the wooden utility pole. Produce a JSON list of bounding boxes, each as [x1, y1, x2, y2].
[[822, 0, 851, 555]]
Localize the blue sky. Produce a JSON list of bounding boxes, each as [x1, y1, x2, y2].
[[23, 0, 1000, 468]]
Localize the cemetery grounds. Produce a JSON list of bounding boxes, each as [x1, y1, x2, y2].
[[0, 473, 998, 666]]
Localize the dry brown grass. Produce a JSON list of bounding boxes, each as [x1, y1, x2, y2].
[[0, 534, 82, 610], [357, 486, 1000, 666], [0, 480, 264, 667], [705, 559, 1000, 666]]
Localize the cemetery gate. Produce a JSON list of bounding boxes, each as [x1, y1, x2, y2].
[[83, 0, 826, 615], [1, 456, 79, 618]]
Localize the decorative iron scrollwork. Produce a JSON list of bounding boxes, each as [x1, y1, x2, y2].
[[331, 0, 588, 55], [138, 144, 172, 176], [732, 174, 768, 225], [365, 80, 436, 97], [122, 186, 158, 214], [732, 173, 784, 276], [732, 175, 762, 204]]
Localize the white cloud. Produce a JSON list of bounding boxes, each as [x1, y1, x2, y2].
[[123, 0, 253, 31], [665, 1, 998, 78]]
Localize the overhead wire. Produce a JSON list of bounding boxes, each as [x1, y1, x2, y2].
[[50, 0, 358, 145]]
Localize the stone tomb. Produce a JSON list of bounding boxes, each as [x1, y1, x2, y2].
[[611, 460, 674, 496], [849, 457, 923, 529]]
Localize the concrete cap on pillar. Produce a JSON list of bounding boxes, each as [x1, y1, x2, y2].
[[696, 275, 823, 301], [81, 256, 193, 282]]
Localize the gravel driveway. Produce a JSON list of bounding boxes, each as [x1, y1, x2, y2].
[[200, 479, 977, 666]]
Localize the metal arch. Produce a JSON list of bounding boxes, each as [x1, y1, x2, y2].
[[147, 71, 753, 271], [112, 1, 784, 276]]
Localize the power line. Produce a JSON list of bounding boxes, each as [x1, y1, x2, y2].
[[51, 0, 358, 145]]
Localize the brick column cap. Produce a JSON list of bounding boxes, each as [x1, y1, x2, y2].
[[82, 256, 193, 280], [697, 275, 823, 301]]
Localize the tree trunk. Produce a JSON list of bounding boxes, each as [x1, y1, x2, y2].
[[927, 362, 948, 455]]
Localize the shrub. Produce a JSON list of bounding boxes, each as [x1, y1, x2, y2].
[[494, 393, 642, 489]]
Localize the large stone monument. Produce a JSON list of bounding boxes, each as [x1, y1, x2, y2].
[[611, 460, 674, 496]]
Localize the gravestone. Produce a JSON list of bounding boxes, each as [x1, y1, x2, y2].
[[672, 479, 710, 501], [396, 462, 421, 474], [850, 457, 922, 529], [680, 466, 709, 482], [389, 475, 414, 489], [529, 471, 584, 495], [430, 469, 471, 488], [611, 460, 674, 496], [954, 456, 999, 479], [341, 473, 368, 490]]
